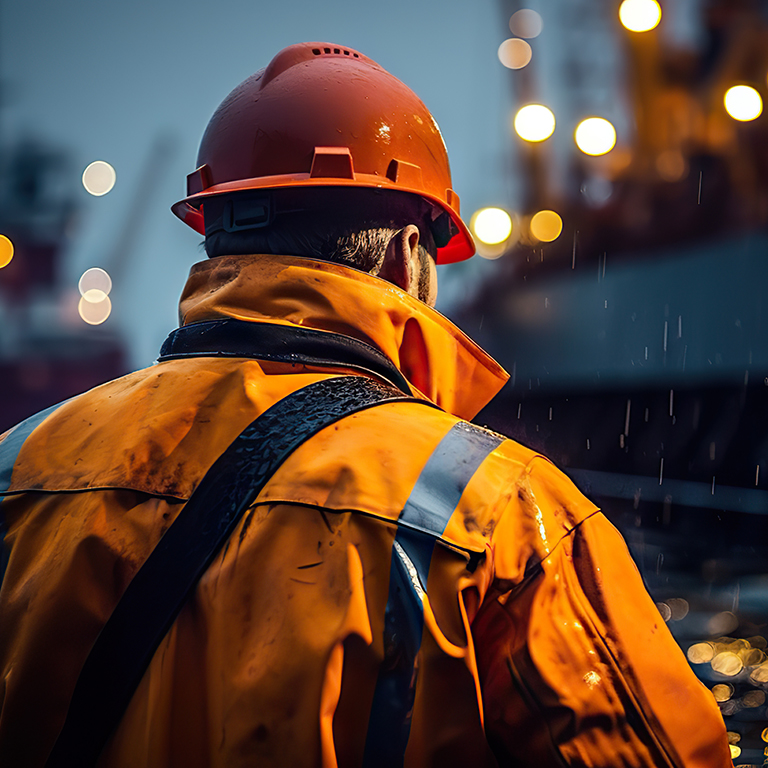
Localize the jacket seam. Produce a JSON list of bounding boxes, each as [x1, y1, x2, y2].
[[243, 497, 488, 560], [0, 486, 187, 502]]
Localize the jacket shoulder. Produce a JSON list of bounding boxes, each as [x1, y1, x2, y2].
[[259, 399, 562, 552]]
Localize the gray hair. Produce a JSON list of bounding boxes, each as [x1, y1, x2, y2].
[[203, 188, 439, 298]]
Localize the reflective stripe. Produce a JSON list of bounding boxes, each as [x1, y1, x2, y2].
[[0, 402, 65, 494], [362, 422, 503, 767], [0, 401, 68, 585]]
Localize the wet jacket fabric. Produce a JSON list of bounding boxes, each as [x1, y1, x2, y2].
[[0, 254, 731, 767]]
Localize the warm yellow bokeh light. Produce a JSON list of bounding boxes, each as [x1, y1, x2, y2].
[[711, 651, 743, 676], [472, 208, 513, 245], [476, 243, 507, 260], [740, 647, 766, 666], [687, 642, 715, 664], [82, 288, 108, 303], [575, 117, 617, 156], [750, 662, 768, 683], [498, 38, 532, 70], [729, 745, 741, 760], [724, 85, 763, 121], [530, 210, 563, 242], [514, 104, 556, 142], [78, 267, 112, 298], [0, 234, 14, 269], [619, 0, 661, 32], [509, 9, 543, 39], [78, 295, 112, 325], [82, 161, 117, 196], [711, 683, 733, 702]]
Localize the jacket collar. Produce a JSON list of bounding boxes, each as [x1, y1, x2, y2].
[[178, 254, 508, 420]]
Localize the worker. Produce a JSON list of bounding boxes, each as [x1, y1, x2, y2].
[[0, 42, 732, 768]]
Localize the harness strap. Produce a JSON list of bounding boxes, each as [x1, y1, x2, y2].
[[45, 375, 423, 768]]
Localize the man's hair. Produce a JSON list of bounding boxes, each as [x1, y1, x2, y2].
[[203, 188, 439, 298]]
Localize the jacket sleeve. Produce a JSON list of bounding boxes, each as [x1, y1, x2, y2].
[[471, 455, 733, 768]]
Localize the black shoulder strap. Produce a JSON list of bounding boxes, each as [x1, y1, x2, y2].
[[45, 375, 426, 768]]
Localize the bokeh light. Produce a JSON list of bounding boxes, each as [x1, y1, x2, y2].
[[711, 683, 734, 702], [77, 267, 113, 325], [724, 85, 763, 121], [743, 689, 766, 708], [742, 647, 766, 666], [750, 661, 768, 684], [575, 117, 617, 156], [708, 610, 739, 635], [729, 744, 741, 760], [509, 9, 543, 39], [498, 38, 532, 70], [656, 149, 688, 181], [472, 207, 513, 245], [667, 597, 689, 620], [78, 295, 112, 325], [687, 642, 715, 664], [711, 651, 743, 676], [0, 234, 14, 268], [82, 160, 117, 196], [78, 267, 113, 303], [530, 210, 563, 242], [514, 104, 556, 142], [476, 244, 507, 260], [619, 0, 662, 33]]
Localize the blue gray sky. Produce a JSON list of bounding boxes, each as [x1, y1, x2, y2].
[[2, 0, 513, 368]]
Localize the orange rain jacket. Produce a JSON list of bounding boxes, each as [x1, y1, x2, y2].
[[0, 254, 731, 768]]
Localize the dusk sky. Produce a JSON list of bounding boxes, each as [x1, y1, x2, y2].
[[1, 0, 513, 367]]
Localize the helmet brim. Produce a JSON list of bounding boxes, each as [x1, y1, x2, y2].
[[172, 175, 475, 264]]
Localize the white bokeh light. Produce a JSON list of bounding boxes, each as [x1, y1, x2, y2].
[[82, 161, 117, 196], [724, 85, 763, 122], [514, 104, 556, 142], [619, 0, 661, 33], [574, 117, 617, 156], [509, 9, 543, 38], [78, 267, 113, 325], [78, 267, 113, 302], [472, 208, 513, 245], [78, 294, 112, 325]]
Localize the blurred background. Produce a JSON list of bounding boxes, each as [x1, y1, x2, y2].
[[2, 0, 768, 761]]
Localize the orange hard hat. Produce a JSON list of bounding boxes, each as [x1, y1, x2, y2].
[[171, 42, 475, 263]]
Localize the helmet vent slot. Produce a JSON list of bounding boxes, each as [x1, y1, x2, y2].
[[312, 47, 359, 58]]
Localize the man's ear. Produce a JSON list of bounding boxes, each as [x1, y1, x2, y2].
[[378, 225, 420, 294]]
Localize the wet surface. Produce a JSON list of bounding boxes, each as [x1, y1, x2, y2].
[[479, 376, 768, 764]]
